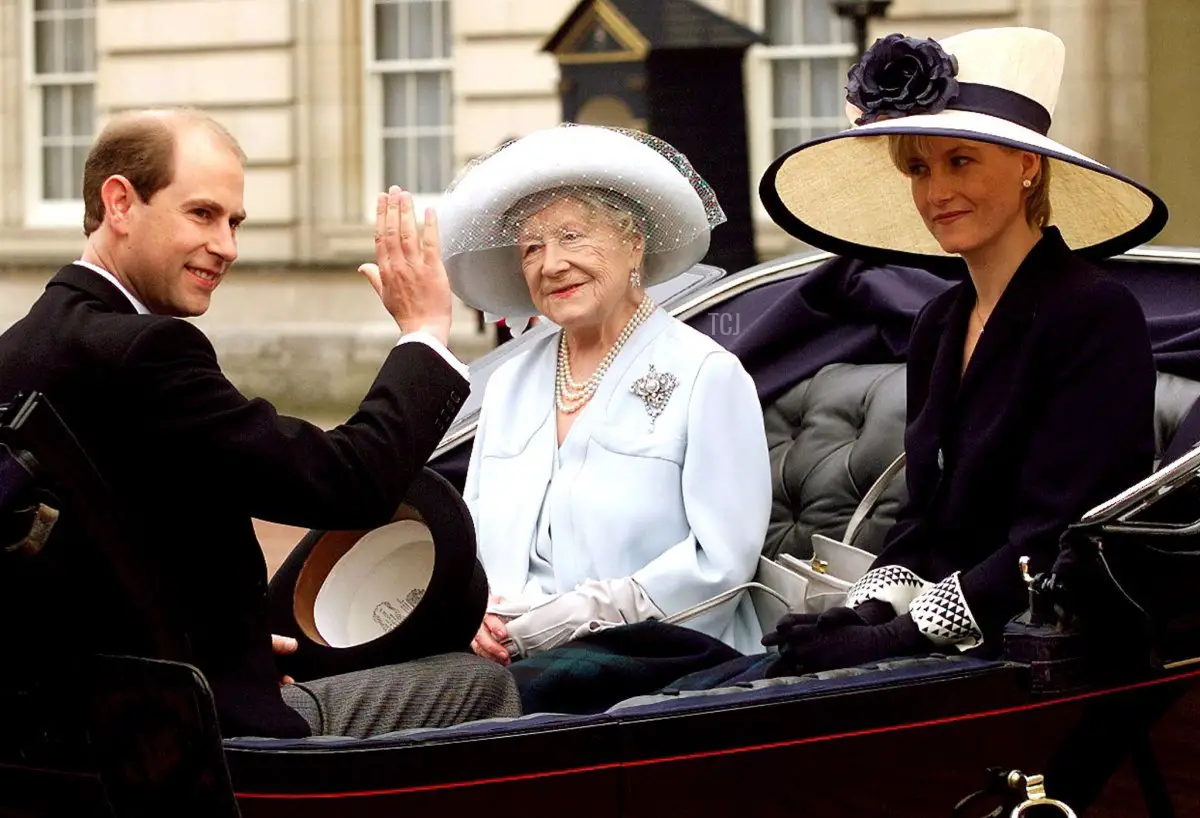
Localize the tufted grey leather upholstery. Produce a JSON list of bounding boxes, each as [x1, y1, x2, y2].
[[763, 363, 908, 559], [764, 364, 1200, 562], [1153, 373, 1200, 464]]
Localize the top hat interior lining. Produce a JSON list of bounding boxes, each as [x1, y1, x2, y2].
[[292, 504, 429, 647]]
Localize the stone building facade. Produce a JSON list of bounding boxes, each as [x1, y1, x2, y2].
[[0, 0, 1195, 419]]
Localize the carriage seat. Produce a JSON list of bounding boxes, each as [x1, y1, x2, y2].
[[763, 363, 1200, 562]]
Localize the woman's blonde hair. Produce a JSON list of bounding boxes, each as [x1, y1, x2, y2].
[[886, 134, 1052, 229]]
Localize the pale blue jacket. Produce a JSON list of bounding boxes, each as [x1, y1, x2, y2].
[[463, 308, 771, 655]]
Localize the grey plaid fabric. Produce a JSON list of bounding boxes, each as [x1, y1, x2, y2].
[[280, 652, 521, 738]]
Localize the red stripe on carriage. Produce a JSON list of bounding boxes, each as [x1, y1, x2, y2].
[[235, 667, 1200, 800]]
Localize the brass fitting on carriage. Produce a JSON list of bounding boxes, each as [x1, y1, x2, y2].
[[1006, 772, 1077, 817], [0, 395, 58, 560], [1001, 555, 1093, 695], [0, 501, 59, 559], [952, 768, 1078, 817], [1020, 555, 1060, 627]]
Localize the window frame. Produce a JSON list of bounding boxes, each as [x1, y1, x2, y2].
[[747, 0, 856, 225], [22, 0, 97, 229], [361, 0, 455, 223]]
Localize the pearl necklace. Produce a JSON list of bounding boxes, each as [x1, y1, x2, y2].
[[556, 296, 655, 414]]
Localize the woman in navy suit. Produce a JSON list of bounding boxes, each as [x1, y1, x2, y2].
[[755, 26, 1169, 674]]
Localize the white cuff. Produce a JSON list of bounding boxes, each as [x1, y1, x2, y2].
[[396, 330, 468, 380], [845, 564, 932, 614], [908, 572, 984, 651]]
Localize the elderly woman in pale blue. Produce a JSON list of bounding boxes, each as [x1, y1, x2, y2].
[[438, 124, 771, 666]]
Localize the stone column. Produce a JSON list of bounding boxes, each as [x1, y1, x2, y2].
[[96, 0, 301, 263], [453, 0, 570, 165], [1100, 0, 1151, 182], [1147, 0, 1200, 245], [0, 1, 22, 230], [302, 0, 372, 262], [1019, 0, 1108, 164]]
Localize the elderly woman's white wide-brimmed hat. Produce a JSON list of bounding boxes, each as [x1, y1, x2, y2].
[[438, 123, 726, 319], [760, 26, 1168, 267]]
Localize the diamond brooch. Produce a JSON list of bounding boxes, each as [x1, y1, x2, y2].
[[630, 364, 678, 431]]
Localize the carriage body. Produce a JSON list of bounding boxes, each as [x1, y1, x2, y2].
[[5, 246, 1200, 817]]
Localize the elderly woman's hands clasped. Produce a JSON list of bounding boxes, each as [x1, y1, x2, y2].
[[359, 185, 454, 347], [472, 595, 514, 665]]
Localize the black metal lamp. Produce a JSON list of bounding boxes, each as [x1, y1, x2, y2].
[[831, 0, 892, 59]]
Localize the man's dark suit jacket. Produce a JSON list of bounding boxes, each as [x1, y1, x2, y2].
[[0, 264, 467, 738], [875, 227, 1157, 649]]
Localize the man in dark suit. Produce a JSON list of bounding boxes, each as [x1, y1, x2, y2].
[[0, 107, 520, 738]]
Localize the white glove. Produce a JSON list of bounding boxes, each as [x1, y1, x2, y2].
[[483, 312, 540, 338], [492, 577, 664, 659]]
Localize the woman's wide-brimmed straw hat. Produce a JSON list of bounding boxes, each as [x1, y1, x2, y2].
[[438, 123, 726, 320], [759, 26, 1168, 267]]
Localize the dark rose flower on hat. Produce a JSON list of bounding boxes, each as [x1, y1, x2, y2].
[[847, 34, 960, 126]]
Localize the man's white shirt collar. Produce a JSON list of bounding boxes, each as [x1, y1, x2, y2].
[[73, 260, 151, 315]]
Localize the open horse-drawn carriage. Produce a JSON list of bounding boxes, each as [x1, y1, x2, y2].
[[4, 245, 1200, 817]]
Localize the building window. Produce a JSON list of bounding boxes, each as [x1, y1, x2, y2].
[[762, 0, 855, 158], [29, 0, 96, 207], [365, 0, 453, 204]]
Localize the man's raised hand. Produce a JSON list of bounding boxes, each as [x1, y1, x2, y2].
[[359, 186, 454, 346]]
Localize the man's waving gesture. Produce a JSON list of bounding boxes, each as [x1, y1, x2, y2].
[[360, 185, 454, 347]]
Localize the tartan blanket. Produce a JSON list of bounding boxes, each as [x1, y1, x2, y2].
[[659, 653, 776, 691], [506, 620, 743, 715]]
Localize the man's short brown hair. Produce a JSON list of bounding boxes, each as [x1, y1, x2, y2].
[[82, 108, 246, 236]]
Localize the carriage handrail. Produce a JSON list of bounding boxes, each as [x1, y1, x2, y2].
[[1076, 443, 1200, 527]]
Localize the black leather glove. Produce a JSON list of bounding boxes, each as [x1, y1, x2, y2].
[[764, 612, 930, 678], [760, 599, 895, 649]]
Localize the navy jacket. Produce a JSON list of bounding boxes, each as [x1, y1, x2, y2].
[[874, 227, 1157, 648], [0, 265, 467, 738]]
